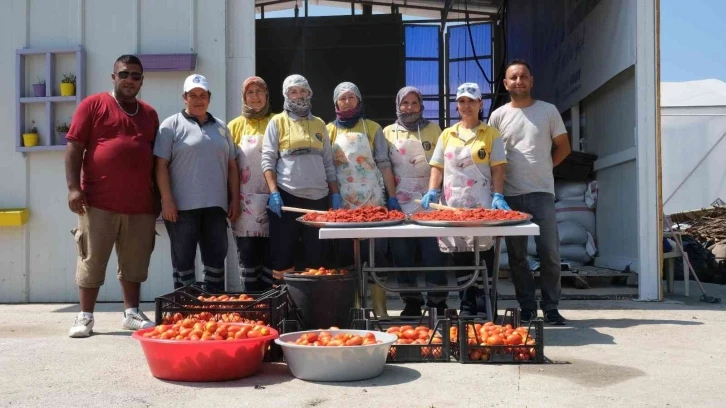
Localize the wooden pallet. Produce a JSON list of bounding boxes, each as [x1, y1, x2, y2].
[[499, 265, 636, 289]]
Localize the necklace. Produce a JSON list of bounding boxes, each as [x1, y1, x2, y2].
[[110, 91, 139, 116]]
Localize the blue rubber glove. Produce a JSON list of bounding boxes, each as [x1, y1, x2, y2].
[[331, 193, 343, 210], [491, 193, 511, 210], [387, 197, 402, 211], [268, 192, 283, 217], [421, 189, 440, 209]]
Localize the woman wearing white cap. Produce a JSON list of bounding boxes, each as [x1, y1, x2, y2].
[[383, 86, 449, 317], [228, 76, 276, 292], [261, 74, 341, 276], [326, 81, 395, 317], [421, 82, 510, 316], [154, 74, 240, 292]]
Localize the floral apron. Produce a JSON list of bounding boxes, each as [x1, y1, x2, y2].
[[389, 124, 431, 215], [332, 122, 386, 209], [233, 133, 270, 237], [438, 143, 494, 253]]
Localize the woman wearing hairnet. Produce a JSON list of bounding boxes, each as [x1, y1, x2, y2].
[[383, 86, 449, 317], [326, 81, 396, 318], [228, 76, 275, 292], [261, 74, 341, 277]]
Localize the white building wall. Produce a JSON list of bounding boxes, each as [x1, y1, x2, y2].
[[582, 68, 639, 270], [0, 0, 255, 302]]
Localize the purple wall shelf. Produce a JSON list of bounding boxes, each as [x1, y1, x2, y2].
[[16, 46, 84, 153], [137, 53, 197, 72]]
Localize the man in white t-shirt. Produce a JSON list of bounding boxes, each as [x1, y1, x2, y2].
[[488, 59, 571, 325]]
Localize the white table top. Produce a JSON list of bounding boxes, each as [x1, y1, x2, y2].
[[318, 221, 540, 239]]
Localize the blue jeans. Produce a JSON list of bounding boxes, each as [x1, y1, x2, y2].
[[165, 206, 229, 292], [504, 192, 561, 311], [391, 237, 448, 306]]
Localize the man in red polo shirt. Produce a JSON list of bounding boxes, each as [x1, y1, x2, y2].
[[65, 55, 160, 338]]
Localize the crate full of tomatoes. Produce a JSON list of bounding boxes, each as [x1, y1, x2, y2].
[[154, 285, 290, 327], [360, 311, 452, 363], [452, 318, 544, 364]]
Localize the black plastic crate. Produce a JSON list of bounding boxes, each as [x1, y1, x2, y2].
[[359, 308, 453, 363], [154, 285, 290, 328], [451, 309, 544, 364]]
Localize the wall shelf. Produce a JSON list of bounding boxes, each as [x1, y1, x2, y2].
[[137, 53, 197, 72], [16, 46, 84, 152], [16, 145, 66, 153], [20, 96, 77, 104]]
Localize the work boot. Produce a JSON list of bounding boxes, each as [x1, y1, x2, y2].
[[370, 284, 389, 318], [400, 302, 422, 317]]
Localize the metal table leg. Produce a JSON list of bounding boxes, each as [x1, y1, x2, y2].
[[491, 237, 502, 320], [353, 238, 365, 308], [476, 237, 493, 321]]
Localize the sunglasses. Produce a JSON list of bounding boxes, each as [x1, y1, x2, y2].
[[116, 71, 143, 81]]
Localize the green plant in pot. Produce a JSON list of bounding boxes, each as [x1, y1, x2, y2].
[[23, 121, 39, 147], [60, 73, 76, 96], [56, 122, 70, 145]]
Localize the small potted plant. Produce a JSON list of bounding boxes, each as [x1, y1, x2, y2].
[[56, 122, 70, 145], [22, 121, 39, 147], [60, 73, 76, 96], [32, 77, 46, 97]]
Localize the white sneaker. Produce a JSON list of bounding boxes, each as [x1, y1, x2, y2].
[[122, 309, 155, 330], [69, 316, 94, 338]]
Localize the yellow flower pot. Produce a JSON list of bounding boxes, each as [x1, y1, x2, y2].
[[60, 83, 75, 96], [22, 133, 39, 147]]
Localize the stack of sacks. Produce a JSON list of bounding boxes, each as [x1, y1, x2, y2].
[[553, 180, 598, 267], [498, 180, 598, 270]]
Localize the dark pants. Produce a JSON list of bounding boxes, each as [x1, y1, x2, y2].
[[505, 192, 561, 311], [268, 189, 329, 271], [391, 237, 448, 306], [452, 249, 495, 315], [165, 207, 228, 292], [236, 236, 272, 292]]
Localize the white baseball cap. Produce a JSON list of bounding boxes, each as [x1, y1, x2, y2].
[[183, 74, 209, 93], [456, 82, 481, 100]]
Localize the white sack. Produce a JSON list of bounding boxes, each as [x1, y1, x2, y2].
[[586, 232, 598, 257], [555, 200, 596, 234], [555, 180, 587, 201], [558, 221, 589, 245], [559, 244, 592, 264], [585, 180, 598, 209]]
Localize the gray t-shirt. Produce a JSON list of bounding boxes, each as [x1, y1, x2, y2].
[[154, 111, 238, 211], [261, 111, 336, 201], [488, 101, 567, 196]]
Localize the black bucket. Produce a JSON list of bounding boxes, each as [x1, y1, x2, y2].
[[284, 273, 359, 330]]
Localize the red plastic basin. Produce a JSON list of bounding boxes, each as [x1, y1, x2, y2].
[[132, 325, 279, 382]]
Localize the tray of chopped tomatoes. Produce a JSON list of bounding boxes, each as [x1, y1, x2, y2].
[[297, 206, 406, 228], [410, 208, 532, 227]]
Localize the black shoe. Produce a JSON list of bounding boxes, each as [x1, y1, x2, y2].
[[543, 309, 566, 325], [400, 303, 422, 317], [519, 308, 537, 323]]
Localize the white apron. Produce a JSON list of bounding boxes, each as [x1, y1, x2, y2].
[[332, 122, 386, 209], [233, 133, 270, 237], [438, 143, 494, 252], [389, 124, 432, 215]]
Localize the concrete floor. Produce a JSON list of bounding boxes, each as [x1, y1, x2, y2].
[[1, 281, 725, 408]]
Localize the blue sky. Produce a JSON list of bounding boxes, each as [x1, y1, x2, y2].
[[259, 1, 724, 83], [660, 0, 726, 82]]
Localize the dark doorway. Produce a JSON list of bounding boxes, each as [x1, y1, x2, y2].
[[256, 14, 404, 126]]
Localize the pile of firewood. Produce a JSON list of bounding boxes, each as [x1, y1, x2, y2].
[[670, 207, 726, 246]]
